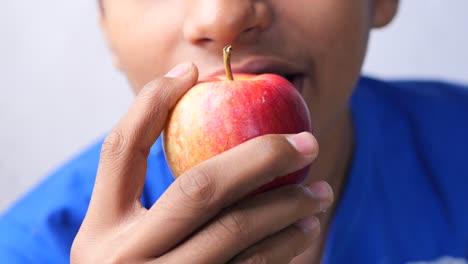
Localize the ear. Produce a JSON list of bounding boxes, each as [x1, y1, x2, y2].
[[372, 0, 399, 28], [99, 11, 123, 71]]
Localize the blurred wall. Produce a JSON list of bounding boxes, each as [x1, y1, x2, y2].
[[1, 1, 467, 211]]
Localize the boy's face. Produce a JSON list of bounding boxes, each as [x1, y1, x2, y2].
[[100, 0, 397, 136]]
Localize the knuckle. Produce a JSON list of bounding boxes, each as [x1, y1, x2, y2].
[[71, 236, 129, 264], [101, 129, 128, 161], [107, 254, 127, 264], [237, 253, 268, 264], [178, 167, 217, 208], [216, 210, 250, 237]]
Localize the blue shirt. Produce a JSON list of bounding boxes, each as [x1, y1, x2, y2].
[[1, 77, 467, 263]]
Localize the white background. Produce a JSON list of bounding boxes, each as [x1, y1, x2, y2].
[[1, 1, 467, 212]]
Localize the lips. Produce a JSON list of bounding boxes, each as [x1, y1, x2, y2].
[[203, 58, 306, 93]]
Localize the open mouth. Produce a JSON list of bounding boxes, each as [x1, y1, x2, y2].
[[281, 73, 305, 94], [244, 72, 305, 94], [204, 58, 306, 94], [230, 63, 306, 94]]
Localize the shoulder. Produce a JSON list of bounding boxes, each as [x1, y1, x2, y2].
[[354, 77, 468, 152], [0, 136, 172, 262], [0, 138, 104, 262], [353, 76, 468, 239], [355, 75, 468, 182], [1, 137, 104, 220], [335, 77, 468, 261], [355, 76, 468, 118], [355, 76, 468, 159]]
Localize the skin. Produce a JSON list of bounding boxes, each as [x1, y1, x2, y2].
[[71, 0, 398, 263]]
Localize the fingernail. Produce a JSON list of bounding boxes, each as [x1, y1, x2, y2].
[[165, 62, 191, 78], [306, 181, 334, 212], [296, 216, 319, 232], [287, 132, 316, 156]]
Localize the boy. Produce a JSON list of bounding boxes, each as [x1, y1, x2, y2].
[[1, 0, 467, 263]]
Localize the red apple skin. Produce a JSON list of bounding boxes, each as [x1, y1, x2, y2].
[[163, 73, 312, 193]]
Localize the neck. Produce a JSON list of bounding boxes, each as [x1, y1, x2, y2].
[[293, 106, 355, 263]]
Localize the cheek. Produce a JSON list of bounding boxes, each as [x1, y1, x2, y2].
[[292, 2, 372, 133], [106, 2, 184, 91]]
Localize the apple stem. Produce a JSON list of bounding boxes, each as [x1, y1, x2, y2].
[[223, 45, 234, 81]]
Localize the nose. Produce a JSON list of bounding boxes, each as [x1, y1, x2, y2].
[[183, 0, 272, 49]]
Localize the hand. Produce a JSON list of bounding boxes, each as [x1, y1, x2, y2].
[[71, 62, 334, 264]]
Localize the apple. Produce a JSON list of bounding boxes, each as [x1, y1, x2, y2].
[[163, 46, 312, 193]]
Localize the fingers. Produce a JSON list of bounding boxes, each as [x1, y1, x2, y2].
[[88, 62, 199, 224], [126, 132, 319, 257], [159, 181, 332, 263], [228, 217, 321, 264]]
